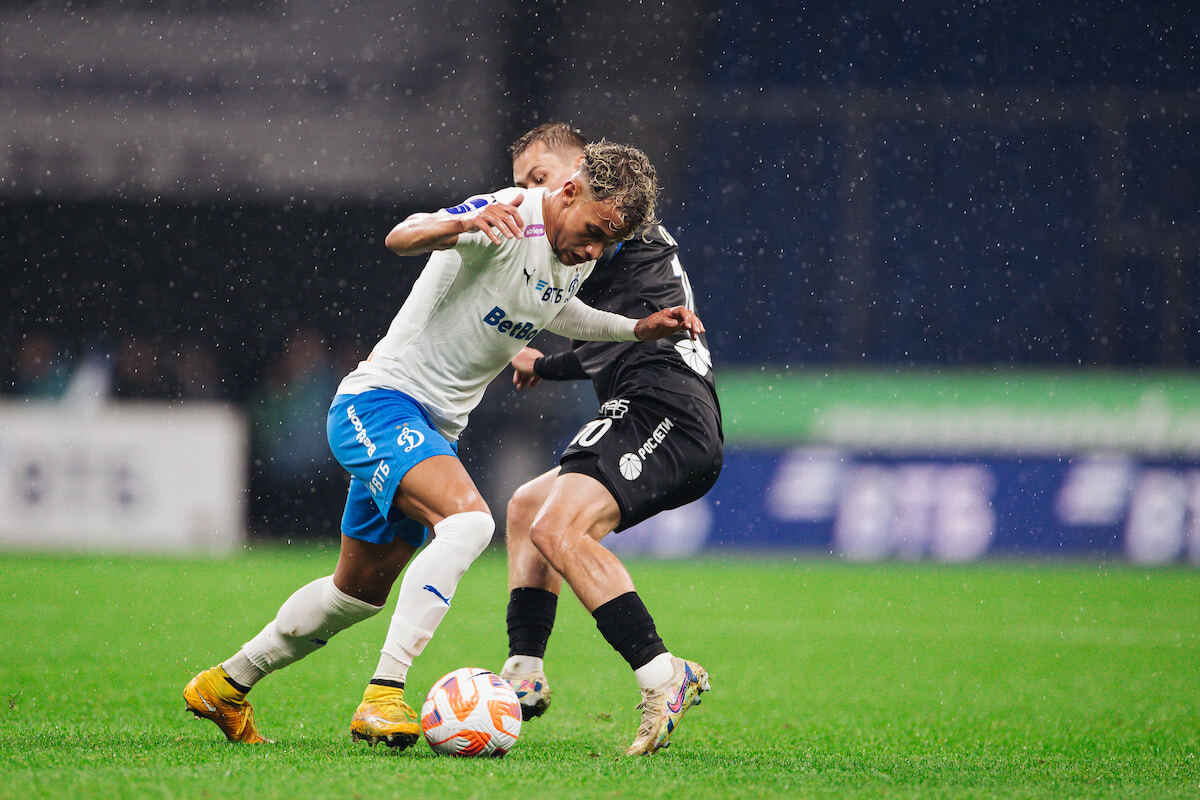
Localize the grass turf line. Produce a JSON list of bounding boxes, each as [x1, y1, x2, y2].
[[0, 546, 1197, 799]]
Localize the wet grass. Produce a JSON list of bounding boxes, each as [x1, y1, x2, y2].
[[1, 545, 1197, 799]]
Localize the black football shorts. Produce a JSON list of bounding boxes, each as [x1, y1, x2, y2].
[[558, 389, 723, 531]]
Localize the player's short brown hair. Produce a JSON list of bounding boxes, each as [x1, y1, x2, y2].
[[578, 139, 660, 239], [509, 122, 587, 160]]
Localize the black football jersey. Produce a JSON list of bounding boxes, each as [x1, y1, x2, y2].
[[537, 225, 718, 409]]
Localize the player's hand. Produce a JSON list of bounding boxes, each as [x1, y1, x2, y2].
[[633, 306, 705, 342], [511, 346, 543, 390], [468, 192, 525, 244]]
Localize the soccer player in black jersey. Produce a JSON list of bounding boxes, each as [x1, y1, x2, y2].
[[500, 124, 723, 756]]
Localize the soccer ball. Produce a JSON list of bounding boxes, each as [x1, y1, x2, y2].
[[420, 668, 522, 757]]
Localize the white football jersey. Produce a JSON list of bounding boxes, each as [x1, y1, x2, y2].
[[337, 187, 595, 440]]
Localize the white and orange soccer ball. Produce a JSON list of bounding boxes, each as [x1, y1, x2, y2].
[[420, 668, 522, 757]]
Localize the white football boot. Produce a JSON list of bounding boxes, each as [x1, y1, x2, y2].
[[500, 665, 552, 720], [625, 656, 710, 755]]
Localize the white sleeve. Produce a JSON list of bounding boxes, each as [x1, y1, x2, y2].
[[545, 297, 639, 342], [447, 187, 526, 254]]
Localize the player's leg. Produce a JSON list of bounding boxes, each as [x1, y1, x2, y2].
[[186, 390, 434, 744], [528, 471, 709, 755], [184, 523, 408, 744], [324, 388, 495, 695], [507, 467, 565, 595], [351, 453, 495, 748], [332, 531, 419, 606], [532, 388, 723, 754], [526, 472, 626, 609], [370, 454, 493, 689], [500, 467, 563, 718]]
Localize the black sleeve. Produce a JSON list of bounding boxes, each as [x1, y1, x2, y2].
[[533, 350, 588, 381]]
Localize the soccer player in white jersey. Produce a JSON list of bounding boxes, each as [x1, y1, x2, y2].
[[183, 141, 704, 748]]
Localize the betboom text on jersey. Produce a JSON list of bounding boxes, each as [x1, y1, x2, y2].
[[482, 306, 540, 341]]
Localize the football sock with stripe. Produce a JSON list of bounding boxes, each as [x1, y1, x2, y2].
[[224, 575, 383, 689], [373, 510, 495, 683]]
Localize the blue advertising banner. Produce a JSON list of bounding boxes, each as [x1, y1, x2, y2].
[[611, 447, 1200, 565]]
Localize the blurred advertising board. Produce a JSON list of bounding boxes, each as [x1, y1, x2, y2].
[[0, 402, 247, 553], [0, 2, 506, 201], [611, 370, 1200, 564]]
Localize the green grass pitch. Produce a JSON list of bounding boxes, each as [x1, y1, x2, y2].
[[1, 546, 1197, 799]]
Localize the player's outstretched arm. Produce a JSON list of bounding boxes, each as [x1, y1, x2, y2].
[[385, 192, 526, 256], [633, 305, 704, 342]]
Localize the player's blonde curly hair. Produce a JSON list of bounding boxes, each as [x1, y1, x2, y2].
[[578, 140, 660, 239]]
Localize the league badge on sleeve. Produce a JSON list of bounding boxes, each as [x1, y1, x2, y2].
[[443, 195, 497, 215]]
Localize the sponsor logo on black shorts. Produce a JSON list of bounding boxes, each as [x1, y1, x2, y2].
[[599, 399, 630, 419], [619, 417, 675, 480], [619, 452, 642, 480]]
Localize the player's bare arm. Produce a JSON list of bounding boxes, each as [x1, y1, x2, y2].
[[634, 305, 704, 341], [385, 192, 526, 256]]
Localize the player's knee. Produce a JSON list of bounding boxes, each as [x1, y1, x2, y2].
[[442, 487, 490, 519], [396, 479, 490, 525], [528, 514, 570, 565], [506, 483, 543, 539], [433, 510, 495, 560]]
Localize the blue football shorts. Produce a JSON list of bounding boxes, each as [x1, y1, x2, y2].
[[327, 388, 458, 547]]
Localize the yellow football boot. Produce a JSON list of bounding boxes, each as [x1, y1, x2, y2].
[[184, 665, 272, 743], [349, 683, 420, 750]]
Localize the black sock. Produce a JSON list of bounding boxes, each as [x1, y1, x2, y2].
[[507, 587, 559, 659], [592, 591, 668, 670], [369, 678, 405, 690], [223, 675, 251, 694]]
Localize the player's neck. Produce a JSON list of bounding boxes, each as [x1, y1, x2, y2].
[[542, 187, 563, 239]]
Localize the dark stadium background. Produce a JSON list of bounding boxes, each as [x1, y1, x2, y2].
[[3, 0, 1197, 544]]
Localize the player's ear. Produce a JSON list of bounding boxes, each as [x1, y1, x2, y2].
[[561, 178, 580, 204]]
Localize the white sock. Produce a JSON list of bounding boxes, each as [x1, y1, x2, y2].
[[223, 575, 383, 688], [222, 652, 262, 690], [634, 652, 676, 691], [501, 655, 545, 676], [374, 511, 494, 682]]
